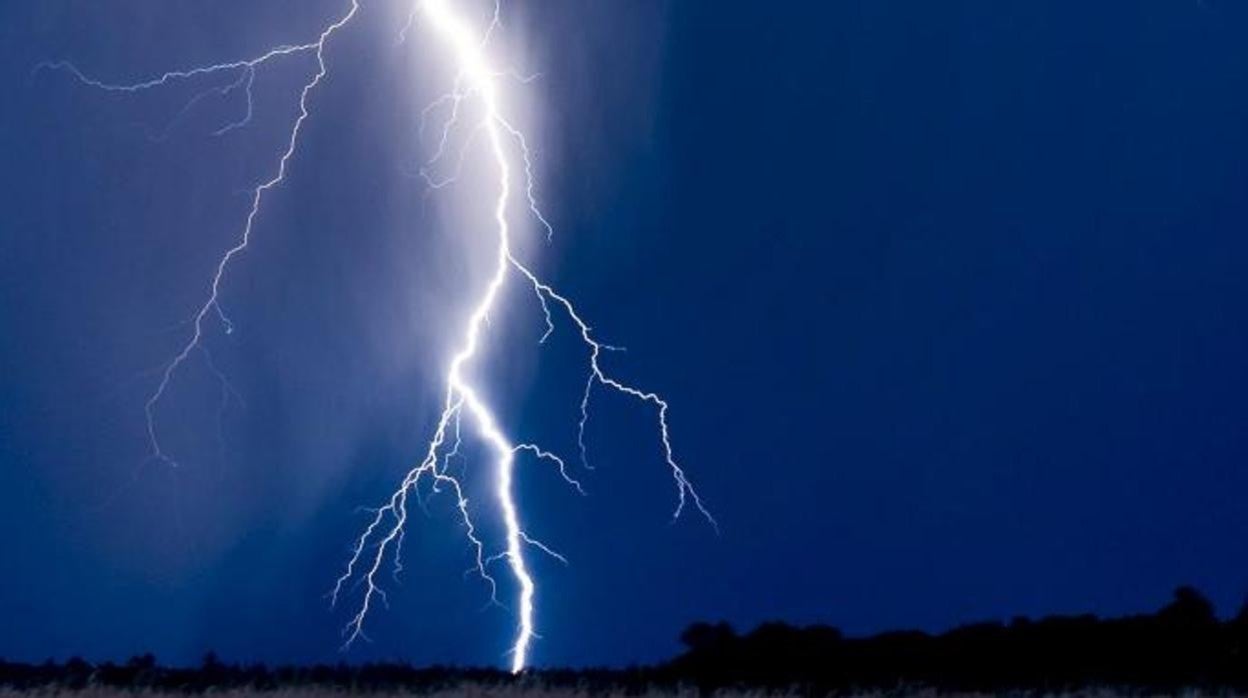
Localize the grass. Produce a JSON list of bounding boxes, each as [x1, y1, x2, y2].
[[2, 687, 1246, 698]]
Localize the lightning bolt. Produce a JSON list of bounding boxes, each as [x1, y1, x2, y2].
[[40, 0, 714, 673]]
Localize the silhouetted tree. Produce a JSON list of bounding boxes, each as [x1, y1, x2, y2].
[[680, 622, 737, 654], [1159, 586, 1217, 627]]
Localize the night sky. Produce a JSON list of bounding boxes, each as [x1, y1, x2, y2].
[[3, 0, 1248, 671]]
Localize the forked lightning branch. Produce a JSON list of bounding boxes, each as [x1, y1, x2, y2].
[[39, 0, 715, 673]]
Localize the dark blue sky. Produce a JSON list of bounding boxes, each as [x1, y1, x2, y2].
[[3, 0, 1248, 670]]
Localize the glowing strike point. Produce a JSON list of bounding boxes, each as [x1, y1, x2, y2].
[[40, 0, 714, 674]]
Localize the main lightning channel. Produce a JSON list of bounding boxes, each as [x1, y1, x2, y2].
[[330, 1, 716, 671]]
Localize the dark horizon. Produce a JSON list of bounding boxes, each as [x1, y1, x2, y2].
[[4, 584, 1248, 691], [18, 584, 1248, 668]]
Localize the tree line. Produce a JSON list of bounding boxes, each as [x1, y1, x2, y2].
[[668, 586, 1248, 690], [1, 586, 1246, 692]]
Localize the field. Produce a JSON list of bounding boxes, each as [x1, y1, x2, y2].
[[2, 687, 1245, 698]]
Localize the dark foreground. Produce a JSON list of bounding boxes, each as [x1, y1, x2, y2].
[[3, 689, 1246, 698], [3, 587, 1247, 695]]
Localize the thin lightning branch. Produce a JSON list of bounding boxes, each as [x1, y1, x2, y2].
[[38, 6, 363, 468], [44, 0, 714, 675], [497, 120, 554, 242], [35, 44, 317, 93], [141, 65, 255, 142], [514, 443, 585, 495], [518, 532, 569, 565], [398, 6, 422, 45], [175, 11, 357, 466], [212, 66, 258, 137], [142, 5, 364, 468], [506, 261, 717, 526]]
